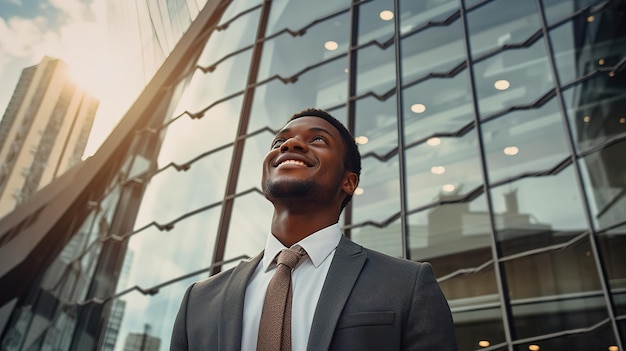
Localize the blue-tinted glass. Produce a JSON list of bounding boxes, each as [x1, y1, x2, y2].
[[399, 0, 459, 35], [542, 0, 606, 25], [357, 0, 394, 45], [354, 96, 397, 159], [596, 225, 626, 317], [355, 43, 396, 96], [472, 38, 554, 118], [350, 219, 403, 258], [236, 130, 273, 193], [400, 15, 465, 84], [248, 58, 349, 131], [578, 141, 626, 231], [402, 75, 474, 143], [352, 155, 400, 227], [266, 0, 350, 37], [481, 100, 571, 184]]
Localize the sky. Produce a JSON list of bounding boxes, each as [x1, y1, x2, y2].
[[0, 0, 136, 156]]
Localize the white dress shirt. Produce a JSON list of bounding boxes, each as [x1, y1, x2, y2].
[[241, 223, 342, 351]]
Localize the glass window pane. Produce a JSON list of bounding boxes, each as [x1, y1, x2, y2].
[[402, 75, 474, 142], [136, 148, 232, 225], [351, 219, 403, 258], [400, 11, 465, 84], [466, 0, 541, 57], [472, 38, 554, 118], [352, 155, 400, 228], [482, 100, 571, 184], [258, 12, 349, 83], [596, 225, 626, 317], [237, 131, 273, 194], [266, 0, 350, 37], [162, 96, 242, 164], [405, 133, 484, 211], [355, 43, 396, 96], [248, 59, 349, 132], [504, 236, 610, 340], [357, 0, 394, 45], [542, 0, 605, 25], [399, 0, 459, 34], [491, 167, 588, 257], [355, 96, 398, 162], [512, 324, 618, 351], [578, 141, 626, 231]]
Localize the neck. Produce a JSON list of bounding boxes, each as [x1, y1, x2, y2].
[[270, 205, 340, 247]]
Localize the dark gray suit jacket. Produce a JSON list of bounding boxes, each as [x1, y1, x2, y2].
[[170, 236, 458, 350]]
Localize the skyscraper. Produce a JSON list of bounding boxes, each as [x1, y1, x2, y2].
[[0, 56, 98, 218], [0, 0, 624, 350]]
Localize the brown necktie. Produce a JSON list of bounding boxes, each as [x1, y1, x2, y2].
[[257, 246, 307, 351]]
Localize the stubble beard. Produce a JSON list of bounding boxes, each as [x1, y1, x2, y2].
[[264, 178, 314, 200]]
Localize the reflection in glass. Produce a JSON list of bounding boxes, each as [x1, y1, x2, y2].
[[472, 37, 554, 118], [354, 96, 397, 157], [357, 0, 394, 45], [481, 100, 570, 184], [248, 58, 349, 132], [352, 155, 400, 227], [596, 226, 626, 316], [356, 44, 396, 96], [399, 0, 458, 34], [265, 0, 349, 37], [236, 130, 273, 193], [512, 323, 617, 351], [542, 0, 606, 25], [351, 220, 403, 258], [491, 167, 588, 256]]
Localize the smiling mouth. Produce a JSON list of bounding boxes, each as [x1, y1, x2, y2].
[[278, 160, 307, 167]]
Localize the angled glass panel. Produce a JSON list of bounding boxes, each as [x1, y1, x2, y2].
[[171, 52, 250, 117], [596, 224, 626, 317], [197, 6, 260, 66], [466, 0, 541, 57], [400, 9, 464, 83], [512, 323, 618, 351], [161, 96, 242, 164], [258, 12, 349, 82], [503, 237, 610, 340], [265, 0, 350, 38], [110, 277, 200, 351], [561, 67, 626, 154], [355, 42, 396, 96], [473, 37, 554, 118], [402, 75, 474, 143], [236, 129, 273, 194], [548, 0, 626, 85], [351, 218, 402, 258], [248, 58, 349, 132], [220, 0, 262, 22], [352, 155, 400, 227], [224, 192, 273, 271], [491, 166, 588, 257], [357, 0, 394, 45], [481, 99, 571, 185], [135, 147, 231, 226], [578, 140, 626, 231], [542, 0, 606, 25], [399, 0, 458, 35], [354, 95, 398, 164], [405, 133, 484, 211]]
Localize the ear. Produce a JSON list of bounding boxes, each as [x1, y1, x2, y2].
[[342, 171, 359, 196]]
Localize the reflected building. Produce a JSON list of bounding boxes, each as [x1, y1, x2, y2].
[[0, 0, 625, 350], [0, 56, 98, 219]]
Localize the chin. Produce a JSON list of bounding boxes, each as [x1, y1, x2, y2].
[[264, 178, 313, 199]]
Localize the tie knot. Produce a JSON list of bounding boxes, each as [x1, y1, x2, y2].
[[276, 247, 307, 270]]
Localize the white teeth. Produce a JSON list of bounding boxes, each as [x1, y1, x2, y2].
[[279, 160, 306, 167]]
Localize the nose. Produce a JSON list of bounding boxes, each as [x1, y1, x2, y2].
[[280, 137, 307, 152]]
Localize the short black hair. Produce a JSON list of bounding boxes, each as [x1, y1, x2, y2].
[[289, 108, 361, 210]]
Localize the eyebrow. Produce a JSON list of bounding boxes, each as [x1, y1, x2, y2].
[[275, 126, 335, 138]]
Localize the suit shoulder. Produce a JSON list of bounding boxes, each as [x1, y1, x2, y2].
[[361, 246, 433, 273], [188, 265, 237, 294]]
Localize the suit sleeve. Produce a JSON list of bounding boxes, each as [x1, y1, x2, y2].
[[404, 262, 458, 351], [170, 283, 195, 351]]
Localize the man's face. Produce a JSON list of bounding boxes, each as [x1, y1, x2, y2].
[[262, 116, 353, 205]]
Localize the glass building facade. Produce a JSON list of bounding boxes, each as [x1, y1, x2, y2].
[[0, 0, 625, 350]]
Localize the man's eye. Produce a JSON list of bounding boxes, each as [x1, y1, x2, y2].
[[311, 136, 327, 143], [271, 139, 284, 149]]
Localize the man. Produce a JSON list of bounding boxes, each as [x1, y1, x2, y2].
[[171, 108, 458, 350]]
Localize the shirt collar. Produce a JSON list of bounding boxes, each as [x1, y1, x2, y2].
[[263, 223, 342, 271]]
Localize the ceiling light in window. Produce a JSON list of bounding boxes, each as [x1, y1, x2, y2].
[[609, 71, 615, 77], [354, 187, 364, 195], [380, 10, 394, 21], [411, 103, 426, 113], [442, 184, 455, 192], [494, 79, 510, 90], [344, 68, 349, 74], [583, 116, 591, 123], [427, 137, 441, 146], [528, 345, 540, 351], [478, 340, 490, 348], [503, 146, 519, 156], [598, 58, 605, 65], [619, 117, 625, 124], [608, 346, 618, 351], [587, 15, 595, 22], [431, 166, 445, 175], [355, 135, 369, 144], [324, 41, 339, 51]]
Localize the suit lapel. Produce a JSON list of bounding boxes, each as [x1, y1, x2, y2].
[[307, 236, 366, 351], [218, 252, 263, 351]]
